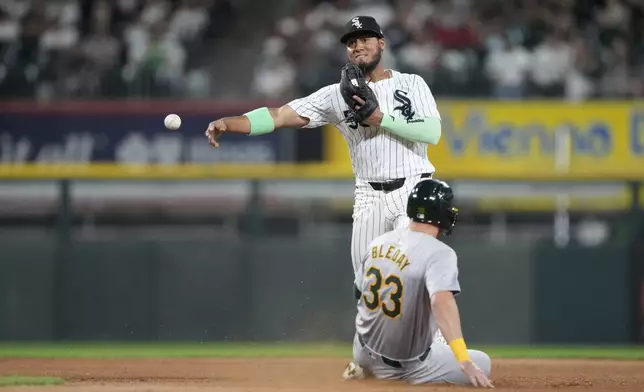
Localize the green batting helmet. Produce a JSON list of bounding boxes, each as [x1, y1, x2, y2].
[[407, 179, 459, 235]]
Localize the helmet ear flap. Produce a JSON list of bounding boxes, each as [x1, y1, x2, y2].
[[441, 207, 459, 236]]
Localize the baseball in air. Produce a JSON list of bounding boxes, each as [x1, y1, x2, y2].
[[164, 114, 181, 130]]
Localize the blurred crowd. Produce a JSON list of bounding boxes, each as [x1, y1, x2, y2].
[[2, 0, 643, 101], [0, 0, 236, 99], [253, 0, 644, 100]]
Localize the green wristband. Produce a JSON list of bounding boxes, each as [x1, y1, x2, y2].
[[244, 107, 275, 136]]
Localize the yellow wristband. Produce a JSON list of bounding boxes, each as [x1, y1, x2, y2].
[[448, 338, 471, 363]]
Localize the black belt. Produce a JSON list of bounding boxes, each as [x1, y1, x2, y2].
[[358, 335, 431, 369], [368, 172, 433, 192]]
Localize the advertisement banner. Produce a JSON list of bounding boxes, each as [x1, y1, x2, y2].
[[325, 101, 644, 180], [0, 101, 287, 165], [2, 100, 644, 180]]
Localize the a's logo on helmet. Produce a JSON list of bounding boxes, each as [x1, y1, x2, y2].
[[351, 17, 362, 28]]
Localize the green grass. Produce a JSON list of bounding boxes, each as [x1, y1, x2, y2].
[[0, 342, 643, 360], [0, 342, 351, 359], [0, 376, 65, 387]]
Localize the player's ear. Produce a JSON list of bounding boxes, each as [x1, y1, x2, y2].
[[379, 38, 386, 51]]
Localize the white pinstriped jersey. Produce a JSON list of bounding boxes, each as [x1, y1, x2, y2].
[[287, 70, 440, 182]]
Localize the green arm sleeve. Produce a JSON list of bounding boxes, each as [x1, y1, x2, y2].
[[380, 114, 441, 145]]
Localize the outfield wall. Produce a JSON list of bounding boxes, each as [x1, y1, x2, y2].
[[0, 233, 636, 344]]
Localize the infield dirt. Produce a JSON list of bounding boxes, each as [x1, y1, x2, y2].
[[1, 357, 643, 391]]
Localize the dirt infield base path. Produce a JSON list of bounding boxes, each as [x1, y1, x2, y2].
[[1, 358, 644, 391]]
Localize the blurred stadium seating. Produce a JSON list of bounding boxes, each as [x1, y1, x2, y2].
[[2, 0, 644, 100], [250, 0, 644, 100], [0, 0, 239, 99]]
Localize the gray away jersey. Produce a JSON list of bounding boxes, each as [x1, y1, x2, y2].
[[286, 70, 439, 182], [355, 228, 461, 360]]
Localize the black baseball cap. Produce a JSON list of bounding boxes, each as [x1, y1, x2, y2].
[[340, 16, 385, 44]]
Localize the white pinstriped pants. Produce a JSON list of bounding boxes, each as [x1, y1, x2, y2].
[[350, 173, 429, 275]]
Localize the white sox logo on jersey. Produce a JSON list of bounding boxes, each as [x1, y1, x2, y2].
[[351, 17, 362, 28], [343, 89, 416, 128], [393, 90, 415, 121]]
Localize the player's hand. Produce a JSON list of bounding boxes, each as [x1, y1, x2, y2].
[[205, 119, 226, 148], [352, 95, 383, 126], [459, 360, 494, 388]]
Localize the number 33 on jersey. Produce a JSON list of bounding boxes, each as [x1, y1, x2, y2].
[[362, 243, 411, 319]]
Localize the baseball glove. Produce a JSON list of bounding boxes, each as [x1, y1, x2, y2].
[[340, 63, 378, 124]]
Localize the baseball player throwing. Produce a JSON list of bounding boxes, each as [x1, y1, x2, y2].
[[206, 15, 443, 337], [345, 178, 493, 387]]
